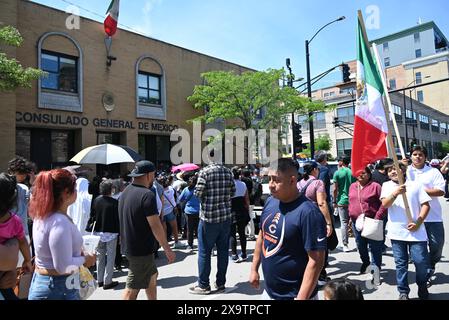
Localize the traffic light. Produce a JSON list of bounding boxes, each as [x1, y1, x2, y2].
[[410, 138, 418, 150], [342, 63, 351, 83], [292, 122, 303, 153], [332, 116, 339, 127]]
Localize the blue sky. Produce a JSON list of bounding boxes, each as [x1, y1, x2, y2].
[[31, 0, 449, 89]]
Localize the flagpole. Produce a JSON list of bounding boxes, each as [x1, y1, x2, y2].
[[370, 42, 406, 158], [357, 10, 413, 223]]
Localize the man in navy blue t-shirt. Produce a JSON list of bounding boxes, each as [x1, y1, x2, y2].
[[249, 158, 327, 300]]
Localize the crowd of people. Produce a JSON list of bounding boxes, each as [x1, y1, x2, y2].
[[0, 145, 448, 300]]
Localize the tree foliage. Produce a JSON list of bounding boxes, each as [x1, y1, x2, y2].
[[187, 69, 329, 130], [315, 134, 332, 151], [0, 26, 46, 91], [300, 134, 333, 159]]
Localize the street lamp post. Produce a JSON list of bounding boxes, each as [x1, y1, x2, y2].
[[305, 16, 345, 158]]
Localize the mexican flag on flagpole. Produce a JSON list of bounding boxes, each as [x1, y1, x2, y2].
[[351, 14, 388, 177], [104, 0, 120, 37]]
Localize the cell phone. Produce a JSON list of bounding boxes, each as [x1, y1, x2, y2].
[[443, 154, 449, 163]]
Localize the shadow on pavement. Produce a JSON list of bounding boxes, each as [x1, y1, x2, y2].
[[157, 276, 199, 289], [228, 280, 265, 296]]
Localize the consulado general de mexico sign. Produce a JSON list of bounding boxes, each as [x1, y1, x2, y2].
[[16, 112, 179, 133]]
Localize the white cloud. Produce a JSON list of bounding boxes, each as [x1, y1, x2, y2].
[[131, 0, 163, 36]]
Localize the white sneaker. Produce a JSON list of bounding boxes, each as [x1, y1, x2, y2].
[[172, 241, 184, 249], [343, 245, 350, 252]]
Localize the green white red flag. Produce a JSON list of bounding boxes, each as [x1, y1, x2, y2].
[[104, 0, 120, 37], [351, 14, 388, 176]]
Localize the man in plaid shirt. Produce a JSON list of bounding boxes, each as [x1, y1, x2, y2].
[[189, 162, 235, 295]]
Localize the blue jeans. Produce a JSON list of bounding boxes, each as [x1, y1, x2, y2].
[[337, 206, 349, 246], [28, 272, 80, 300], [352, 222, 383, 269], [197, 219, 232, 288], [391, 240, 430, 295], [424, 222, 445, 270]]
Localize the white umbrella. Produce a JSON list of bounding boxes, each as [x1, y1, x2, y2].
[[70, 144, 143, 165]]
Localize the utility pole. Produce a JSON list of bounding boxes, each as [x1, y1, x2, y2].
[[305, 40, 315, 158], [286, 58, 297, 159]]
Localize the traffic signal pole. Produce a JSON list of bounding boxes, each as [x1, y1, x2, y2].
[[286, 58, 299, 159]]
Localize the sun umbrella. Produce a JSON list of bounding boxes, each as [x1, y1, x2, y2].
[[171, 163, 200, 173], [70, 144, 143, 165]]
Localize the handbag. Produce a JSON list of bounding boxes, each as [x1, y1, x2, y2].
[[361, 216, 384, 241], [78, 265, 97, 300], [356, 183, 383, 241]]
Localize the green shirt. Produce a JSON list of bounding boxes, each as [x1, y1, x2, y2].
[[333, 167, 355, 206]]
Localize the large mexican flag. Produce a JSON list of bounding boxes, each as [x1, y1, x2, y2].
[[104, 0, 120, 37], [351, 14, 388, 177]]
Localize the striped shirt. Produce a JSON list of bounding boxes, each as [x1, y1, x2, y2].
[[194, 163, 235, 223]]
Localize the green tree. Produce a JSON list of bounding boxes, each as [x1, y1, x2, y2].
[[299, 134, 333, 159], [315, 134, 332, 152], [187, 69, 328, 130], [438, 141, 449, 158], [0, 26, 45, 91]]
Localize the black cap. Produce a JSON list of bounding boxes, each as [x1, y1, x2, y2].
[[128, 160, 156, 177]]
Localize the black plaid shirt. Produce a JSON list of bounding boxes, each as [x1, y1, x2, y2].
[[194, 163, 235, 223]]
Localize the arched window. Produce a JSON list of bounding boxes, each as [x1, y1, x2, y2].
[[136, 55, 166, 120], [38, 32, 83, 112]]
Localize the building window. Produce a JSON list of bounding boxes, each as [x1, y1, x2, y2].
[[41, 51, 78, 93], [337, 106, 355, 125], [419, 114, 429, 130], [297, 114, 309, 131], [314, 112, 326, 130], [384, 57, 390, 67], [440, 123, 447, 135], [415, 72, 422, 84], [414, 32, 420, 43], [138, 72, 161, 105], [392, 104, 402, 115], [415, 49, 422, 58], [405, 109, 417, 127], [417, 90, 424, 102], [336, 138, 353, 157], [136, 55, 166, 120], [392, 104, 402, 123], [383, 42, 389, 51], [431, 119, 439, 133], [389, 79, 396, 90]]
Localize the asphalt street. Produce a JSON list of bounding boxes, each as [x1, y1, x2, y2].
[[89, 198, 449, 300]]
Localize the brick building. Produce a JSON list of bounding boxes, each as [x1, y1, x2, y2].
[[0, 0, 252, 174]]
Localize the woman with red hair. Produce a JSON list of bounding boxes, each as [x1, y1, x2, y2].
[[28, 169, 96, 300]]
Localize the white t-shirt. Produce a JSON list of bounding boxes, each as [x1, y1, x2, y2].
[[407, 165, 446, 222], [162, 186, 176, 216], [232, 179, 247, 198], [381, 180, 431, 242]]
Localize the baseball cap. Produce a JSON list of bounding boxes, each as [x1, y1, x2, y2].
[[128, 160, 156, 177], [430, 159, 440, 167]]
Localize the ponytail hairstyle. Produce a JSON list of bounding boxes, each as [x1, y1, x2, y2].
[[302, 161, 318, 181], [29, 169, 76, 220], [0, 173, 17, 218]]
